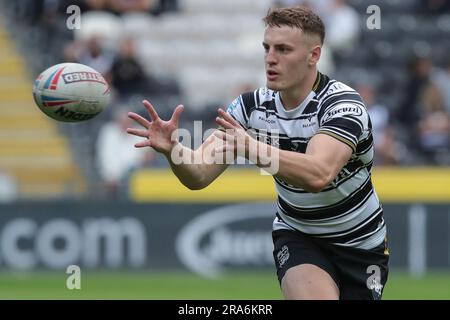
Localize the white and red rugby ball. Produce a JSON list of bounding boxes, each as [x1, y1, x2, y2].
[[32, 63, 111, 122]]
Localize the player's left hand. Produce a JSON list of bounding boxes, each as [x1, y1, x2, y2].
[[214, 108, 255, 158]]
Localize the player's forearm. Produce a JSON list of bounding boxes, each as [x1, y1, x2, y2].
[[249, 141, 333, 193], [276, 150, 335, 192], [163, 143, 208, 190]]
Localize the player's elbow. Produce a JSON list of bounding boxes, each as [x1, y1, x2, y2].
[[304, 181, 325, 193], [182, 176, 211, 190], [305, 175, 332, 193], [183, 181, 207, 190]]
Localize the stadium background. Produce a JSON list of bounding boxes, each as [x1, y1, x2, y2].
[[0, 0, 450, 299]]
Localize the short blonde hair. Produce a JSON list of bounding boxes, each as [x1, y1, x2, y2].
[[263, 6, 325, 44]]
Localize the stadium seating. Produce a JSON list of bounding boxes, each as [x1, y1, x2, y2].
[[1, 0, 450, 199], [0, 23, 85, 199]]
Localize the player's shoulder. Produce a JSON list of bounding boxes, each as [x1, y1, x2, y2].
[[318, 78, 360, 102], [227, 87, 275, 124], [239, 87, 276, 107], [317, 78, 369, 123], [318, 77, 366, 110], [234, 87, 277, 116]]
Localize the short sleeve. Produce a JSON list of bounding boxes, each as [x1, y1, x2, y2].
[[318, 103, 368, 152], [226, 96, 248, 129]]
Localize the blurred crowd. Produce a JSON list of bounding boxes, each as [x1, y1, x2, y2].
[[2, 0, 450, 198]]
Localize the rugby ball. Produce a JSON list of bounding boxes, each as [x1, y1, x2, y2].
[[32, 63, 110, 122]]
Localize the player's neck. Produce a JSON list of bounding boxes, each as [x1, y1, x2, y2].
[[280, 68, 317, 111]]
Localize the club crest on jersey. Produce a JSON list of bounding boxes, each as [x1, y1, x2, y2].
[[227, 98, 241, 113], [325, 82, 353, 95], [62, 72, 105, 84], [322, 104, 363, 122]]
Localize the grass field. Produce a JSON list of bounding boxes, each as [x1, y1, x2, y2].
[[0, 270, 449, 299]]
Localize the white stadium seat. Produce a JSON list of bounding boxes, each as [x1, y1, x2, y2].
[[74, 11, 122, 42]]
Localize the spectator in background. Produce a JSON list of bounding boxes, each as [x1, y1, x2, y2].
[[96, 108, 155, 197], [152, 0, 179, 15], [418, 0, 450, 14], [359, 84, 400, 165], [416, 83, 450, 163], [108, 0, 157, 14], [84, 0, 108, 10], [321, 0, 360, 56], [62, 0, 155, 13], [61, 0, 177, 15], [276, 0, 360, 57], [64, 35, 114, 76], [432, 58, 450, 114], [58, 0, 108, 12], [16, 0, 74, 66], [104, 36, 181, 108], [79, 36, 114, 75], [397, 56, 433, 147], [106, 37, 150, 99]]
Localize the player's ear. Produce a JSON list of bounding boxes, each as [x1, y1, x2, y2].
[[308, 44, 321, 66]]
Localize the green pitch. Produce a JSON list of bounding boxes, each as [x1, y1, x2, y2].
[[0, 270, 449, 299]]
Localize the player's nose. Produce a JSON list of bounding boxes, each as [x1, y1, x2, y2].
[[265, 49, 277, 65]]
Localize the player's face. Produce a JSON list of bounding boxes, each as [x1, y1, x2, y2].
[[263, 26, 316, 92]]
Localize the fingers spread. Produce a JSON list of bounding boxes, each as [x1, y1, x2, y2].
[[215, 116, 235, 130], [134, 140, 151, 148], [128, 112, 151, 128], [143, 100, 160, 121], [170, 104, 184, 125], [126, 128, 149, 138], [217, 108, 241, 127]]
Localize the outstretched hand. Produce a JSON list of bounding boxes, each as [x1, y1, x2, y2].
[[126, 100, 184, 156], [214, 108, 254, 158]]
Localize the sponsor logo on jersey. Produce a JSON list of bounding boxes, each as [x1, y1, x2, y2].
[[258, 116, 275, 124], [323, 104, 363, 122], [302, 121, 317, 128]]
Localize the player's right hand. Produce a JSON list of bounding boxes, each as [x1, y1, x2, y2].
[[126, 100, 184, 156]]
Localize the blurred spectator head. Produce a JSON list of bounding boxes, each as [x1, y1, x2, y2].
[[119, 37, 137, 58], [358, 83, 376, 107], [86, 35, 104, 58], [409, 55, 432, 78], [357, 84, 403, 165], [108, 0, 156, 14], [419, 0, 450, 14], [416, 83, 450, 162], [420, 83, 446, 113], [85, 0, 109, 10]]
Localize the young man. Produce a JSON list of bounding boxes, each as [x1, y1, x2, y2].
[[127, 6, 389, 300]]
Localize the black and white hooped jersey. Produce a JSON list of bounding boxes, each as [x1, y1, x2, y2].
[[226, 72, 385, 250]]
